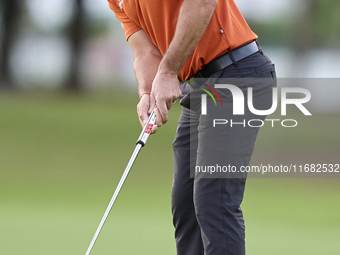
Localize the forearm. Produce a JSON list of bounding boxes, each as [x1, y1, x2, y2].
[[134, 52, 162, 97], [158, 0, 218, 76]]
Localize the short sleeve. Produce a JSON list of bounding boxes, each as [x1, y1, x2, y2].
[[107, 0, 141, 40]]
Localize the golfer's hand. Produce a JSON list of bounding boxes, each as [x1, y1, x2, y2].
[[137, 93, 158, 134], [150, 71, 181, 127]]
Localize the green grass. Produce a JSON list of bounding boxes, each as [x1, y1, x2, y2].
[[0, 92, 339, 254]]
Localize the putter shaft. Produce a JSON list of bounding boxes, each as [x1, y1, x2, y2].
[[85, 110, 156, 255], [85, 143, 142, 255]]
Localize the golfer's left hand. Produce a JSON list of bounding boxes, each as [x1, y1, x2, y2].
[[150, 71, 181, 127]]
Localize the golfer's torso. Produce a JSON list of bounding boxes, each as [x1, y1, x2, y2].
[[114, 0, 258, 81]]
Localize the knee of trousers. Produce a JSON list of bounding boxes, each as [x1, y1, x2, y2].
[[193, 179, 246, 225], [171, 181, 195, 216]]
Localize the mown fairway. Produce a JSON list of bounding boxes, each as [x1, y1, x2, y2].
[[0, 92, 339, 254]]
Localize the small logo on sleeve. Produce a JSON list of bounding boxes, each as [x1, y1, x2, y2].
[[118, 0, 124, 9]]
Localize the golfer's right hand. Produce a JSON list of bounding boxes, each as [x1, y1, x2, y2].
[[137, 93, 158, 134]]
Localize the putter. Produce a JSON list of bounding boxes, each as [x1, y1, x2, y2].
[[85, 109, 156, 255]]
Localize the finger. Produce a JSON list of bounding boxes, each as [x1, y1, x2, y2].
[[155, 107, 163, 127], [138, 115, 148, 127], [137, 102, 150, 128], [167, 93, 181, 110], [151, 124, 157, 134], [157, 100, 168, 125], [166, 99, 173, 111], [138, 110, 149, 127], [148, 95, 156, 114]]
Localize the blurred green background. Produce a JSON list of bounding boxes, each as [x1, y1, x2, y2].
[[0, 93, 339, 254], [1, 0, 340, 254]]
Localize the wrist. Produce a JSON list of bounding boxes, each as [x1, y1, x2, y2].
[[158, 61, 179, 78], [139, 92, 150, 100]]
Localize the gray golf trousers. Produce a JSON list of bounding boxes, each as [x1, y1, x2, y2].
[[172, 49, 276, 255]]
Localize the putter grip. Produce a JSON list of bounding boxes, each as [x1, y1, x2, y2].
[[136, 110, 156, 147]]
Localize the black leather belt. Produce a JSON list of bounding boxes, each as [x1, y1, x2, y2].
[[189, 40, 261, 87]]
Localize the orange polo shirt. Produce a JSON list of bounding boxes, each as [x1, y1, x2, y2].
[[108, 0, 257, 81]]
